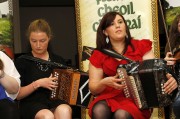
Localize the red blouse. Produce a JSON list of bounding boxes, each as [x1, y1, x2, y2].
[[88, 39, 152, 119]]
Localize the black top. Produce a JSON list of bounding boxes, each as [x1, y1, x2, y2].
[[175, 62, 180, 83], [15, 52, 67, 103]]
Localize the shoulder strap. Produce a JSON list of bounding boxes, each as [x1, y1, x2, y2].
[[19, 55, 68, 69]]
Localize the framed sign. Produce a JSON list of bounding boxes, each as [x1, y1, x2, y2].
[[75, 0, 160, 72]]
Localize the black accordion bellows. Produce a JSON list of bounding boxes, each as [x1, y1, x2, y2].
[[117, 59, 173, 109]]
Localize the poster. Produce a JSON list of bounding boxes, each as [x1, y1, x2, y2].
[[0, 0, 14, 59]]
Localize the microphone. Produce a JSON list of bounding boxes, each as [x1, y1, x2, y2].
[[100, 49, 133, 63]]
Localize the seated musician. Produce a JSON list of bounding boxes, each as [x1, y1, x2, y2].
[[88, 11, 178, 119], [164, 14, 180, 119], [15, 19, 72, 119], [0, 51, 21, 119]]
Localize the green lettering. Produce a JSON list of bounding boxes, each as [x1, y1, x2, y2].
[[129, 2, 135, 14], [97, 7, 105, 17], [96, 0, 101, 5], [137, 15, 141, 28], [126, 15, 141, 29], [104, 4, 112, 13], [113, 6, 119, 12], [126, 19, 131, 28], [131, 19, 138, 29], [119, 5, 127, 15], [92, 22, 99, 32]]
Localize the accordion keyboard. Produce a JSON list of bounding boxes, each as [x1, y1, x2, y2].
[[50, 71, 59, 99], [117, 68, 130, 98], [117, 67, 148, 109]]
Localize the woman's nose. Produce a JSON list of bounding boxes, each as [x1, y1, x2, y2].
[[37, 42, 40, 48], [115, 23, 120, 28]]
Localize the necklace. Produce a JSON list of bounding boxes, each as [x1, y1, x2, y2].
[[36, 58, 51, 72]]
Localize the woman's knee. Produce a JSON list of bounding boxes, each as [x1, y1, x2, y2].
[[93, 101, 110, 112], [55, 104, 72, 114], [92, 101, 112, 119], [113, 109, 133, 119], [35, 109, 54, 119]]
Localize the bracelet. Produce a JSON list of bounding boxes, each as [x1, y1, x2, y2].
[[32, 81, 39, 90], [0, 70, 5, 79]]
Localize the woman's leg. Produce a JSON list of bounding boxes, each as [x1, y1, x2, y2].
[[35, 109, 54, 119], [0, 99, 20, 119], [113, 109, 133, 119], [173, 91, 180, 119], [92, 100, 112, 119], [54, 104, 72, 119]]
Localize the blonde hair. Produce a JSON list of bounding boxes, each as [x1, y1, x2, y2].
[[26, 19, 52, 39]]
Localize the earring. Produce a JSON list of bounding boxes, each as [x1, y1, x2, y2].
[[106, 37, 109, 44], [126, 34, 128, 39]]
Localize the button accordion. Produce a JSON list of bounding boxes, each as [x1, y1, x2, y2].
[[117, 59, 174, 109], [50, 69, 93, 108]]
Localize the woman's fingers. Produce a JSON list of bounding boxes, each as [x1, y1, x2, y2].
[[164, 74, 178, 94]]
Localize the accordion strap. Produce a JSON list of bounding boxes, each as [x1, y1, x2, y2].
[[19, 55, 85, 73], [100, 49, 134, 63], [19, 55, 70, 69]]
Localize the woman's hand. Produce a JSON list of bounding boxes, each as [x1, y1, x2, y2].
[[164, 52, 177, 65], [103, 74, 126, 90], [163, 73, 178, 94], [36, 74, 58, 90], [89, 63, 126, 95], [17, 74, 58, 100]]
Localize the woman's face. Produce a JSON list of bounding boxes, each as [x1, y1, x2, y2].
[[104, 15, 126, 42], [29, 31, 50, 55]]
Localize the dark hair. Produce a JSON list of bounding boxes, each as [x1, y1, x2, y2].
[[26, 19, 52, 39], [0, 59, 3, 70], [165, 14, 180, 54], [96, 11, 134, 54]]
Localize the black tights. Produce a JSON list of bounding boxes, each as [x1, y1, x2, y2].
[[0, 99, 20, 119], [92, 100, 133, 119]]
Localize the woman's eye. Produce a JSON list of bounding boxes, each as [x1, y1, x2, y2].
[[110, 22, 114, 25], [118, 20, 123, 24], [41, 40, 46, 42]]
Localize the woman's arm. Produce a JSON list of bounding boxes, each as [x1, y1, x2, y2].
[[88, 63, 106, 95], [0, 72, 19, 94], [0, 51, 21, 100], [16, 75, 58, 100], [163, 52, 178, 94], [88, 63, 125, 95], [142, 49, 155, 60], [164, 52, 177, 65]]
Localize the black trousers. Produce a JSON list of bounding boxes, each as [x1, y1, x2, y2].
[[0, 99, 20, 119], [173, 91, 180, 119]]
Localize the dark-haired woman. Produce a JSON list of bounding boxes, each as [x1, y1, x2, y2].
[[88, 11, 178, 119]]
